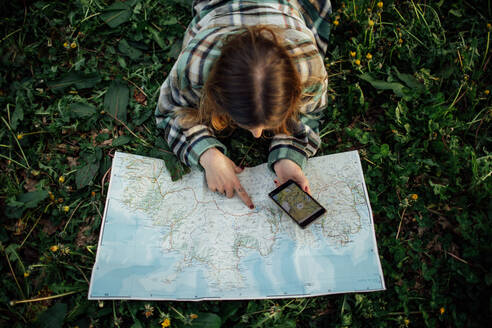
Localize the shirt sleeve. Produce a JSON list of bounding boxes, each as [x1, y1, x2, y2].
[[155, 61, 227, 170], [267, 76, 327, 172], [296, 0, 332, 56]]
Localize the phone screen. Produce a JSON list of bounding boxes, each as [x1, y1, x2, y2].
[[269, 180, 326, 228]]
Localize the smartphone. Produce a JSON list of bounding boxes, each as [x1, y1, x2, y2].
[[268, 180, 326, 228]]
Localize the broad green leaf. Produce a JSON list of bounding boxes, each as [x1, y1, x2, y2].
[[70, 102, 96, 118], [118, 39, 143, 60], [149, 26, 168, 50], [190, 313, 221, 328], [359, 73, 407, 97], [18, 190, 49, 208], [35, 303, 67, 328], [76, 161, 100, 189], [104, 80, 129, 124], [101, 2, 132, 28], [380, 144, 390, 157], [393, 66, 422, 90], [161, 17, 178, 25], [5, 244, 22, 266], [11, 104, 24, 130], [112, 135, 131, 146], [47, 72, 101, 92]]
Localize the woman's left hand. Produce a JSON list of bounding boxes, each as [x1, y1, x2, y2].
[[273, 159, 311, 195]]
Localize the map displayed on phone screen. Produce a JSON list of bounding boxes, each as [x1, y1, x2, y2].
[[271, 183, 323, 223]]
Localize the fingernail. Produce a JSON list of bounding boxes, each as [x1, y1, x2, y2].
[[249, 205, 254, 209], [304, 186, 308, 192]]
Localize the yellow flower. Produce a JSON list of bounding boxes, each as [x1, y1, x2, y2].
[[410, 194, 418, 201], [377, 2, 383, 8], [488, 23, 491, 30], [399, 38, 403, 44], [350, 51, 356, 57], [50, 245, 59, 252], [190, 313, 198, 319], [369, 20, 374, 27], [161, 318, 171, 327], [485, 89, 490, 95], [49, 192, 55, 201], [404, 318, 410, 326], [91, 191, 96, 197], [355, 59, 361, 65], [58, 197, 64, 203], [63, 42, 70, 49], [366, 53, 373, 60], [61, 246, 71, 255], [17, 134, 24, 140], [70, 42, 77, 49], [58, 176, 65, 183], [333, 20, 339, 26], [440, 307, 445, 315], [24, 271, 30, 278], [63, 205, 70, 212]]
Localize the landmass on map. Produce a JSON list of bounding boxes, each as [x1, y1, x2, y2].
[[88, 151, 385, 300]]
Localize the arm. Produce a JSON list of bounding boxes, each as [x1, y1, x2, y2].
[[156, 60, 253, 208], [155, 60, 227, 170], [268, 78, 327, 193]]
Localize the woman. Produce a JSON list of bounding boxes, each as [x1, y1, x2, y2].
[[156, 0, 332, 208]]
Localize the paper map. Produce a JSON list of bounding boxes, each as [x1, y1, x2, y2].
[[88, 151, 385, 300]]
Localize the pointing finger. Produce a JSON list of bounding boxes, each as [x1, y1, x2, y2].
[[235, 183, 254, 209]]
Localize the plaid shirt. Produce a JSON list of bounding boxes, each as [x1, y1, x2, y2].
[[156, 0, 331, 171]]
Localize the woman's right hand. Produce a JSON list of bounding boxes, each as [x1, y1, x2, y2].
[[199, 148, 254, 209]]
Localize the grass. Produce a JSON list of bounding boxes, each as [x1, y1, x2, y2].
[[0, 0, 491, 327]]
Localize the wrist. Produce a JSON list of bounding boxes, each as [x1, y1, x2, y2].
[[199, 147, 220, 168]]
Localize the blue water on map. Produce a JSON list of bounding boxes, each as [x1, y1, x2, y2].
[[91, 200, 382, 299], [89, 152, 385, 300]]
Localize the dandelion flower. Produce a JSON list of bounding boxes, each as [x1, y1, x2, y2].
[[399, 38, 403, 44], [50, 245, 59, 252], [190, 314, 198, 319], [366, 53, 373, 60], [24, 271, 30, 278], [58, 176, 65, 183], [143, 304, 154, 318], [404, 318, 410, 326], [333, 20, 339, 26], [440, 307, 445, 315], [63, 42, 70, 49], [369, 20, 374, 27], [61, 246, 71, 255], [485, 89, 490, 95], [355, 59, 361, 65], [410, 194, 418, 200], [161, 318, 171, 327], [17, 134, 23, 140], [350, 51, 356, 57], [70, 42, 77, 49], [377, 2, 383, 9], [63, 205, 70, 212]]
